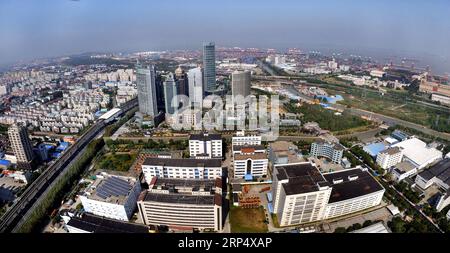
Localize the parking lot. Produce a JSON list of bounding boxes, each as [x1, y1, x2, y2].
[[0, 177, 25, 202]]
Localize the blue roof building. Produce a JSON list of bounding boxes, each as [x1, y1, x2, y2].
[[363, 142, 387, 157], [0, 159, 11, 168], [391, 130, 409, 142], [51, 152, 62, 159], [56, 142, 70, 151], [317, 95, 344, 104]]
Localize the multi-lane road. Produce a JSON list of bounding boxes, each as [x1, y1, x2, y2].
[[0, 99, 137, 233], [347, 149, 443, 233]]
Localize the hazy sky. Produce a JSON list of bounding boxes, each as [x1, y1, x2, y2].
[[1, 0, 449, 71]]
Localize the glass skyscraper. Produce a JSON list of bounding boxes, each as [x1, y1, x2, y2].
[[163, 73, 178, 114], [136, 63, 158, 117], [202, 42, 216, 92], [188, 67, 204, 107]]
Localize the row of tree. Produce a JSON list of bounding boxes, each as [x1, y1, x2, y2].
[[18, 138, 104, 232]]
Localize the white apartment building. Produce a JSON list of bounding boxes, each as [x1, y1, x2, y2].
[[322, 169, 385, 219], [189, 133, 222, 158], [137, 177, 223, 231], [272, 163, 384, 227], [232, 130, 262, 146], [233, 152, 268, 178], [415, 159, 450, 211], [272, 163, 332, 226], [166, 107, 202, 130], [310, 140, 344, 164], [8, 124, 34, 169], [141, 157, 222, 183], [376, 147, 403, 170], [79, 174, 141, 221], [390, 161, 417, 182]]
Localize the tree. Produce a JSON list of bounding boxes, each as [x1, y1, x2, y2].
[[334, 227, 347, 233], [388, 217, 406, 233], [363, 220, 373, 227]]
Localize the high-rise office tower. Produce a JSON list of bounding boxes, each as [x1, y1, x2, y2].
[[175, 66, 189, 97], [155, 73, 165, 113], [231, 71, 251, 99], [202, 42, 216, 93], [163, 73, 178, 114], [8, 124, 34, 169], [188, 67, 204, 107], [136, 63, 158, 117]]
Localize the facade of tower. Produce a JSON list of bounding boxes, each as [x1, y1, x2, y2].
[[8, 124, 34, 169], [136, 64, 158, 117], [202, 42, 216, 92], [175, 66, 189, 97], [155, 73, 165, 113], [231, 70, 251, 99], [188, 67, 204, 107], [163, 73, 178, 114]]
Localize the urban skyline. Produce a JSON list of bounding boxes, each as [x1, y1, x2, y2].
[[1, 0, 450, 74], [1, 0, 450, 239]]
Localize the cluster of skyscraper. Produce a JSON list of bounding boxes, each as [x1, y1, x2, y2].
[[135, 43, 215, 121], [135, 42, 252, 126]]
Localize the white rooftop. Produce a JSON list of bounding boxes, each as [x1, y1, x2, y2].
[[387, 204, 400, 216], [99, 108, 121, 120], [384, 137, 398, 145], [351, 222, 390, 233], [392, 137, 442, 168]]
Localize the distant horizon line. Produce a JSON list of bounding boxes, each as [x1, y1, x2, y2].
[[1, 44, 449, 75]]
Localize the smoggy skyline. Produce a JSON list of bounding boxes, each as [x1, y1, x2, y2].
[[1, 0, 449, 73]]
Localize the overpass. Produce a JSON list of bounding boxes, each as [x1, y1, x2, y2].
[[0, 98, 138, 232]]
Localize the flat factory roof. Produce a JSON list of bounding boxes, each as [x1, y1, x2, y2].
[[141, 191, 221, 206], [392, 138, 442, 167], [189, 133, 222, 141], [143, 157, 222, 168], [418, 158, 450, 186], [275, 163, 329, 195], [67, 213, 148, 233], [323, 168, 384, 203]]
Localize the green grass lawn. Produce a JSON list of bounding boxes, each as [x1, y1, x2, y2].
[[285, 102, 370, 132], [316, 77, 450, 133], [95, 153, 137, 172], [229, 206, 268, 233]]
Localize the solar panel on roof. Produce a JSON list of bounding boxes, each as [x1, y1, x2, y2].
[[94, 176, 133, 199]]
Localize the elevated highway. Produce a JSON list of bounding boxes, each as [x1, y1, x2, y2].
[[0, 99, 137, 232]]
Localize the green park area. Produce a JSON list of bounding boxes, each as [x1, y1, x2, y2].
[[284, 102, 371, 133], [229, 206, 268, 233], [311, 76, 450, 133], [104, 138, 188, 153], [95, 153, 137, 172]]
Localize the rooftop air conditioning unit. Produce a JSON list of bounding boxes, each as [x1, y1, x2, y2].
[[348, 175, 359, 181], [332, 178, 343, 184]]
